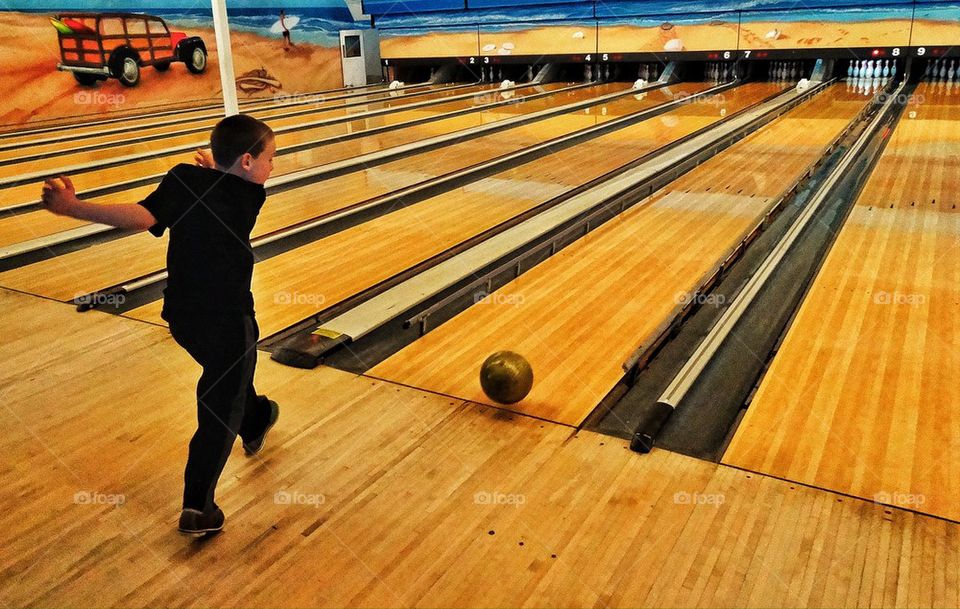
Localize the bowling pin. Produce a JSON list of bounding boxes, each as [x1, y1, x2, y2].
[[891, 60, 897, 78], [847, 61, 854, 78], [949, 60, 957, 80], [882, 60, 890, 78]]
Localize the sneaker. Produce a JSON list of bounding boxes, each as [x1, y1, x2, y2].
[[244, 399, 280, 456], [178, 507, 225, 537]]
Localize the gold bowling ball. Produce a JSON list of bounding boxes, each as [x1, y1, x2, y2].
[[479, 351, 534, 404]]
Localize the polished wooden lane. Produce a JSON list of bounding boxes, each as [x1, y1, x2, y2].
[[0, 83, 717, 303], [0, 82, 582, 248], [0, 83, 533, 165], [0, 83, 579, 211], [0, 85, 608, 247], [1, 288, 957, 608], [122, 84, 783, 332], [0, 81, 450, 153], [369, 84, 870, 426], [723, 82, 960, 523]]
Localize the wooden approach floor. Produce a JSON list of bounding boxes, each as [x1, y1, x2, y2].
[[369, 83, 867, 426], [723, 82, 960, 523], [2, 286, 959, 608]]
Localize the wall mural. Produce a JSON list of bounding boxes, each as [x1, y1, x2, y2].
[[1, 1, 368, 127], [737, 5, 915, 50], [377, 1, 959, 59], [597, 13, 740, 54], [912, 2, 960, 48], [478, 21, 597, 57]]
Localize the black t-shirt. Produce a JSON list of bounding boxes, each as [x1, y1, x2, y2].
[[138, 164, 266, 317]]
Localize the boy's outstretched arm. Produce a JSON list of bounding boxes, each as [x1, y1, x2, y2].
[[41, 176, 156, 231]]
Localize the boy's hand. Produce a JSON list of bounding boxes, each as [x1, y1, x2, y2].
[[194, 148, 215, 169], [41, 176, 79, 216]]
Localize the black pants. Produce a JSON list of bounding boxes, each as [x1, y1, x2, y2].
[[168, 313, 272, 512]]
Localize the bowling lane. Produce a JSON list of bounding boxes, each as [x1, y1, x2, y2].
[[117, 83, 785, 332], [0, 83, 623, 247], [0, 81, 448, 151], [0, 81, 709, 291], [369, 84, 872, 426], [722, 82, 960, 522], [0, 82, 503, 165], [0, 82, 518, 181], [0, 83, 584, 247]]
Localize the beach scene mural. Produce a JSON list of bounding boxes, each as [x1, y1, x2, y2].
[[380, 25, 480, 59], [0, 0, 368, 127], [738, 5, 915, 50], [912, 2, 960, 48], [597, 13, 740, 54], [379, 0, 960, 61], [479, 22, 597, 57], [379, 4, 594, 59]]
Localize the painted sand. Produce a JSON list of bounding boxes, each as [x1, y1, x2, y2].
[[739, 19, 912, 50], [910, 18, 960, 48], [479, 23, 596, 56], [598, 22, 739, 53], [381, 28, 479, 59]]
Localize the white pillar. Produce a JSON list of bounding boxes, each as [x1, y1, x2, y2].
[[211, 0, 239, 116]]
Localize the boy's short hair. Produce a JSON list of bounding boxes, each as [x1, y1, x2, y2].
[[210, 114, 274, 168]]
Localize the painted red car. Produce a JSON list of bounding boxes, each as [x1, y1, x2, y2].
[[53, 12, 207, 87]]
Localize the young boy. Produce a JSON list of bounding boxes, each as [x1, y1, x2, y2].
[[41, 114, 281, 537]]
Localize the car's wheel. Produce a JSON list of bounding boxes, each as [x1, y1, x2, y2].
[[186, 45, 207, 74], [73, 72, 100, 86], [154, 61, 171, 72], [109, 49, 141, 87]]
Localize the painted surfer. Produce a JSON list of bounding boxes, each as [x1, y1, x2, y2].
[[279, 9, 292, 50]]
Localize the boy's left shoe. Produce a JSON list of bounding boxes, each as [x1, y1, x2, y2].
[[178, 507, 225, 537], [244, 399, 279, 456]]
